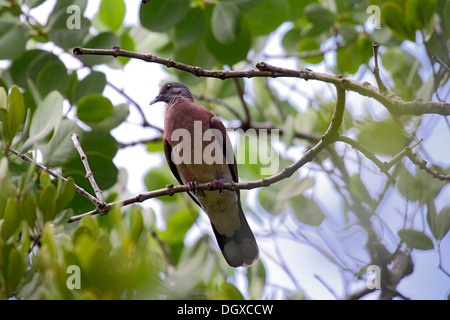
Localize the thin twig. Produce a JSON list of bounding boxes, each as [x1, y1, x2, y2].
[[70, 133, 107, 213], [432, 54, 450, 73], [371, 42, 388, 92], [405, 147, 450, 181], [7, 147, 99, 206], [231, 77, 251, 128]]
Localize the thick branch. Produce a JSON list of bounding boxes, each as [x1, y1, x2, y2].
[[72, 47, 450, 116]]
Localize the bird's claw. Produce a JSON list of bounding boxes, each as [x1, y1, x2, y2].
[[188, 180, 198, 193], [213, 179, 225, 194]]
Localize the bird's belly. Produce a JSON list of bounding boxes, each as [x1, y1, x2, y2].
[[196, 190, 241, 237]]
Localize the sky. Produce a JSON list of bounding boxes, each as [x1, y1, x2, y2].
[[28, 0, 450, 300]]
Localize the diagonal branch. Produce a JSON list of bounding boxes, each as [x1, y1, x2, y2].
[[71, 133, 107, 214], [7, 147, 100, 207]]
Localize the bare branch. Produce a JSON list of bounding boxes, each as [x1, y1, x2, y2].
[[7, 147, 100, 206], [72, 47, 450, 116], [371, 42, 388, 92], [71, 134, 107, 214], [405, 147, 450, 181]]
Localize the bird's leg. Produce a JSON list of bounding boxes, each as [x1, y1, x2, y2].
[[213, 179, 225, 194], [188, 180, 199, 194]]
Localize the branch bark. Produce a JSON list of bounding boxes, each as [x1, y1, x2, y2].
[[73, 47, 450, 116]]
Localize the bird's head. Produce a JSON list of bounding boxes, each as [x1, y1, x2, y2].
[[150, 81, 194, 105]]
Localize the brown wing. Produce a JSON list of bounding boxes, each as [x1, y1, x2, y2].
[[209, 116, 239, 183], [163, 138, 201, 207], [163, 138, 183, 185]]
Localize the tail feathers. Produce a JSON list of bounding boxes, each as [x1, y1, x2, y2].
[[212, 208, 259, 268]]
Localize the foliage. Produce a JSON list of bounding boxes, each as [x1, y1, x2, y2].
[[0, 0, 449, 300]]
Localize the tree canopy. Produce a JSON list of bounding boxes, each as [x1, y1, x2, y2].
[[0, 0, 449, 300]]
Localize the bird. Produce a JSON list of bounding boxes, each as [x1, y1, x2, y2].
[[150, 81, 259, 267]]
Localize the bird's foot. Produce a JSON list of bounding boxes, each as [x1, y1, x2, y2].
[[188, 180, 199, 194], [213, 179, 225, 194]]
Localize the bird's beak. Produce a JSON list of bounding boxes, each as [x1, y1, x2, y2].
[[150, 94, 162, 105]]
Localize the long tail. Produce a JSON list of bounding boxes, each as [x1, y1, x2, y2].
[[211, 205, 259, 268]]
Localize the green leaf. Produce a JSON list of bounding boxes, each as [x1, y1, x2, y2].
[[1, 197, 20, 242], [350, 174, 377, 210], [281, 27, 300, 54], [5, 85, 26, 143], [0, 87, 6, 110], [215, 282, 245, 300], [246, 260, 266, 299], [24, 91, 63, 149], [212, 2, 240, 44], [437, 207, 450, 241], [173, 41, 216, 84], [43, 119, 83, 167], [426, 199, 439, 240], [174, 7, 207, 47], [56, 178, 76, 212], [130, 207, 144, 242], [405, 0, 437, 31], [205, 16, 251, 67], [336, 38, 373, 74], [243, 0, 287, 36], [0, 18, 28, 60], [382, 3, 415, 41], [277, 177, 315, 201], [21, 194, 37, 229], [357, 118, 407, 156], [99, 0, 126, 31], [5, 247, 24, 291], [41, 222, 57, 261], [298, 38, 323, 64], [38, 184, 57, 222], [397, 167, 446, 204], [146, 139, 164, 153], [72, 71, 107, 104], [160, 208, 197, 244], [88, 103, 129, 132], [398, 229, 434, 250], [303, 3, 336, 31], [36, 60, 69, 98], [118, 32, 135, 65], [139, 0, 190, 32], [290, 195, 326, 227], [77, 94, 114, 124], [144, 166, 178, 202]]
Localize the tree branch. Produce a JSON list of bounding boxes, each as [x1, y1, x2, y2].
[[6, 147, 101, 207], [71, 133, 107, 214], [72, 47, 450, 116]]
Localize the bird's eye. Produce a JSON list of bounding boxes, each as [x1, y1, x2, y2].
[[166, 84, 173, 91]]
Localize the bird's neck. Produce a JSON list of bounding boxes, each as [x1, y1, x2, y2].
[[170, 94, 194, 104]]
